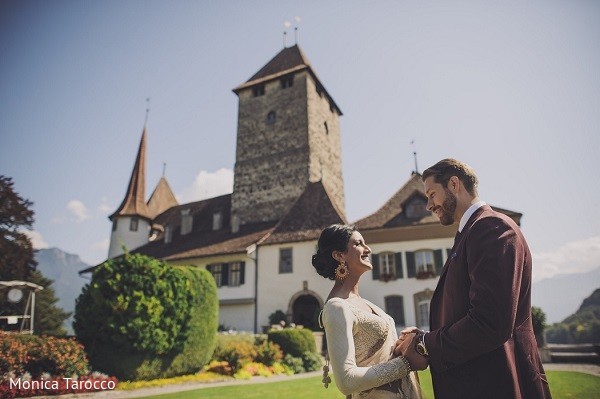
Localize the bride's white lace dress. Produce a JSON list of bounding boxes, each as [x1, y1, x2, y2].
[[322, 298, 423, 399]]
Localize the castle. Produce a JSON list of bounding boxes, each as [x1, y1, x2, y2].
[[88, 44, 521, 333]]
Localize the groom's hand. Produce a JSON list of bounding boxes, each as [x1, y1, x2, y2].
[[394, 333, 429, 371]]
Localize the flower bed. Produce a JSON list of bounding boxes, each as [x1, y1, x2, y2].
[[0, 332, 118, 397]]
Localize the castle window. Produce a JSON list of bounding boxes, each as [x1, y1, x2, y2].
[[213, 211, 223, 231], [418, 300, 431, 330], [280, 75, 294, 89], [371, 252, 403, 281], [385, 295, 405, 326], [279, 248, 293, 274], [231, 214, 240, 233], [165, 225, 172, 243], [324, 121, 329, 135], [129, 217, 138, 232], [415, 250, 434, 275], [228, 262, 242, 287], [266, 111, 276, 125], [209, 264, 224, 287], [181, 209, 192, 235], [379, 252, 396, 279], [112, 219, 118, 231], [252, 85, 265, 97], [414, 290, 433, 330]]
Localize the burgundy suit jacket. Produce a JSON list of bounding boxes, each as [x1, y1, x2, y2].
[[424, 205, 551, 399]]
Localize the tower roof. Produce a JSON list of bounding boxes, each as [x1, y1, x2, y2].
[[147, 177, 178, 219], [109, 127, 152, 221], [261, 181, 347, 244], [233, 44, 342, 115]]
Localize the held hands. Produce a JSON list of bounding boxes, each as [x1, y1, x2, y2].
[[393, 328, 429, 371]]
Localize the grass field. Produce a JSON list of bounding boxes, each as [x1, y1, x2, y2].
[[138, 369, 599, 399]]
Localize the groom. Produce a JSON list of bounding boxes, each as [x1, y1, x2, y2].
[[396, 159, 551, 399]]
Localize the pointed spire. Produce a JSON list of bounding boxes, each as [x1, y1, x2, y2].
[[109, 127, 152, 221], [147, 176, 178, 219]]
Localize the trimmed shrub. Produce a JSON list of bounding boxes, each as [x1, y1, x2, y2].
[[74, 254, 218, 380], [211, 333, 284, 373], [282, 354, 305, 374], [254, 340, 283, 366], [74, 253, 193, 356], [300, 351, 322, 372], [268, 310, 287, 325], [267, 328, 316, 357]]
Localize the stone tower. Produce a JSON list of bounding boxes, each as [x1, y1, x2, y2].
[[231, 45, 345, 226]]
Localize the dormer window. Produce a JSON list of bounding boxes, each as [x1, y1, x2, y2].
[[252, 85, 265, 97], [280, 75, 293, 89], [213, 211, 223, 231], [405, 198, 429, 218], [165, 225, 172, 243], [181, 209, 192, 235]]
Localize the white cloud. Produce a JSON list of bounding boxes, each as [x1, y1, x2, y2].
[[22, 230, 49, 249], [532, 236, 600, 282], [67, 200, 90, 222], [177, 168, 234, 204]]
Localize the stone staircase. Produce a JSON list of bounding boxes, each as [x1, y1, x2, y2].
[[547, 344, 600, 364]]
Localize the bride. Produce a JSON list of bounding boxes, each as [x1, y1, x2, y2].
[[312, 224, 424, 399]]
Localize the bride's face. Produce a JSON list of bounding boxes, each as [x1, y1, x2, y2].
[[343, 231, 373, 273]]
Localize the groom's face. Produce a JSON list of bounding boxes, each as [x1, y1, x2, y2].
[[424, 176, 457, 226]]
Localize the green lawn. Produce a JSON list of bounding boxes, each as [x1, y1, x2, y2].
[[138, 370, 599, 399]]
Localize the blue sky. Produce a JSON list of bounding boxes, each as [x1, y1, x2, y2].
[[1, 0, 599, 284]]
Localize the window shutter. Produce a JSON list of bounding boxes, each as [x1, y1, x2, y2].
[[394, 252, 403, 279], [240, 262, 245, 285], [221, 264, 229, 286], [406, 251, 416, 278], [371, 254, 380, 280], [434, 249, 443, 276]]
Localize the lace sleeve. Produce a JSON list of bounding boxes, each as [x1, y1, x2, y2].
[[322, 299, 410, 396]]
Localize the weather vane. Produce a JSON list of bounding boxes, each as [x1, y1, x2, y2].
[[144, 97, 150, 126], [411, 139, 419, 174]]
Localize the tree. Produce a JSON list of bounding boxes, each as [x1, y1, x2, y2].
[[0, 175, 36, 281], [0, 175, 70, 335], [531, 306, 547, 347]]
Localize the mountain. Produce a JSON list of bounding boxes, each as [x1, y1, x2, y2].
[[532, 267, 600, 323], [35, 248, 90, 334]]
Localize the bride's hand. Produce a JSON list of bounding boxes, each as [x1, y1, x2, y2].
[[400, 326, 424, 337]]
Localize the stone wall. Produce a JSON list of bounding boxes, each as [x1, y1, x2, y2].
[[232, 69, 345, 224]]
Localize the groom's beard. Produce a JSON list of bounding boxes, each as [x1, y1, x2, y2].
[[435, 189, 457, 226]]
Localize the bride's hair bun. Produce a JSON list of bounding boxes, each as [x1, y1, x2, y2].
[[312, 224, 357, 280]]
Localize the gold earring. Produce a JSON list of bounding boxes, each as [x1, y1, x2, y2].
[[335, 261, 349, 280]]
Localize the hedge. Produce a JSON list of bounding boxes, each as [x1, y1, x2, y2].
[[267, 328, 316, 358]]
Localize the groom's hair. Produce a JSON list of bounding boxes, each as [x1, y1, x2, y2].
[[422, 158, 479, 196]]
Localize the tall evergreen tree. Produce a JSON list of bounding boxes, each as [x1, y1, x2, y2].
[[0, 175, 36, 280]]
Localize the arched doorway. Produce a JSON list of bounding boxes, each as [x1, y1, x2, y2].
[[291, 294, 320, 330]]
